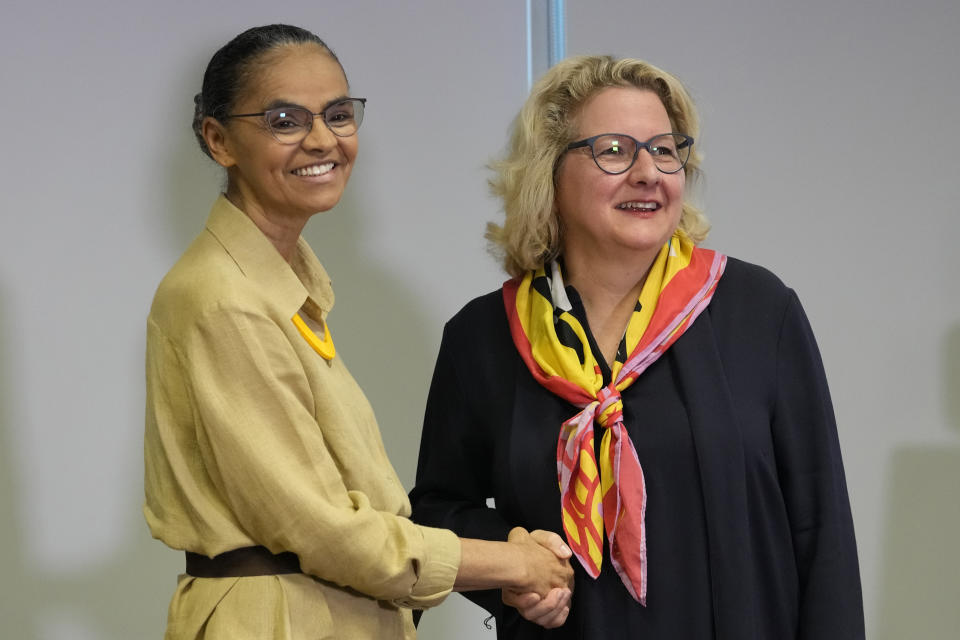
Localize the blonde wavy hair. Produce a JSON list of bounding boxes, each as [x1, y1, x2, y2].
[[487, 55, 710, 279]]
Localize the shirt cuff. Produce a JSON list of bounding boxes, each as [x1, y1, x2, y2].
[[393, 525, 461, 609]]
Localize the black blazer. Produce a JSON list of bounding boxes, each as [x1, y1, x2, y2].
[[411, 257, 864, 639]]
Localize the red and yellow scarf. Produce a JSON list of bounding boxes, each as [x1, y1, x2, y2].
[[503, 231, 726, 603]]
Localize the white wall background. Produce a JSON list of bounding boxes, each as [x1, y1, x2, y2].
[[0, 1, 957, 638]]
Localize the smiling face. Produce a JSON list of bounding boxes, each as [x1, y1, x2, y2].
[[555, 87, 685, 271], [204, 43, 357, 224]]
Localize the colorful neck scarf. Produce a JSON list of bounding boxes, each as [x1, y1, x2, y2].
[[503, 231, 726, 604]]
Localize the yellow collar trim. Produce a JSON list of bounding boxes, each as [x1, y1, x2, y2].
[[292, 313, 336, 361]]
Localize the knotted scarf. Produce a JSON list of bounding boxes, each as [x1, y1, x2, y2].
[[503, 231, 726, 603]]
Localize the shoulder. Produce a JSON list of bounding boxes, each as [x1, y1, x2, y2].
[[712, 256, 796, 316], [437, 287, 513, 359], [704, 255, 804, 349], [148, 230, 265, 341], [430, 287, 520, 408], [715, 256, 791, 302], [444, 288, 508, 335]]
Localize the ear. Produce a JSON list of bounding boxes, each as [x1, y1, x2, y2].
[[201, 116, 237, 168]]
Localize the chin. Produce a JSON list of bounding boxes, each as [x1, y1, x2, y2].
[[621, 229, 675, 251], [298, 193, 345, 216]]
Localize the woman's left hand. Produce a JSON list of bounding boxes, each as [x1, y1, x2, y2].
[[503, 529, 574, 628], [504, 586, 572, 628]]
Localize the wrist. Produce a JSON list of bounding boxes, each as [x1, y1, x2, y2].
[[504, 541, 530, 590]]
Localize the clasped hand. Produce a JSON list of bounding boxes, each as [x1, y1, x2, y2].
[[503, 527, 574, 629]]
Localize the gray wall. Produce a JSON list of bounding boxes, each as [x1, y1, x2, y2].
[[1, 1, 957, 638]]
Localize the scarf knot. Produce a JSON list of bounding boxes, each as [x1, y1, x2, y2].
[[596, 384, 623, 429]]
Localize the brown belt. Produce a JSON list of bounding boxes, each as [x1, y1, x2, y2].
[[185, 546, 302, 578]]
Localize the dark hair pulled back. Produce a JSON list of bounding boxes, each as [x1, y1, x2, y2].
[[192, 24, 341, 159]]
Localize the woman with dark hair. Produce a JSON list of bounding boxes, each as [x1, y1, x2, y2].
[[144, 24, 572, 639], [410, 55, 865, 638]]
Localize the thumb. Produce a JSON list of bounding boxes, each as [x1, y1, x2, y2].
[[531, 529, 572, 559]]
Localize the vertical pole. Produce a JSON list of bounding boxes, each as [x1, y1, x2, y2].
[[526, 0, 534, 91], [526, 0, 566, 91], [548, 0, 566, 67]]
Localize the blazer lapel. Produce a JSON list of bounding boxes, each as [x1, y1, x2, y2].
[[672, 309, 757, 639]]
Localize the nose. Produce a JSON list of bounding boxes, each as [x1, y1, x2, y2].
[[301, 115, 338, 150], [627, 147, 661, 184]]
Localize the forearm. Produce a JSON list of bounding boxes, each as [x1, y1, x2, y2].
[[454, 538, 525, 591], [453, 528, 574, 598]]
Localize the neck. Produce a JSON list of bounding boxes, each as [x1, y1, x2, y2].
[[563, 247, 660, 367], [225, 189, 308, 263]]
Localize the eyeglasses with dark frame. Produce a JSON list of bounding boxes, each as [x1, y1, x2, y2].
[[565, 132, 694, 175], [224, 98, 367, 143]]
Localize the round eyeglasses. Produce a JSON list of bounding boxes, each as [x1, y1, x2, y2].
[[224, 98, 366, 143], [565, 132, 694, 175]]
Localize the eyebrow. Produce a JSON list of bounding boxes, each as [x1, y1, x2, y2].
[[262, 95, 352, 113]]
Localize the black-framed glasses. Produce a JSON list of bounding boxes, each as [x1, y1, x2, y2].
[[224, 98, 366, 143], [566, 132, 693, 175]]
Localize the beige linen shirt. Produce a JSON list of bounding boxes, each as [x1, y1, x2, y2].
[[144, 196, 459, 639]]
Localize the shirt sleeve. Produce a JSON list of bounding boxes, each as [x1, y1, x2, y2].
[[165, 301, 460, 607], [410, 321, 514, 615], [772, 291, 865, 638]]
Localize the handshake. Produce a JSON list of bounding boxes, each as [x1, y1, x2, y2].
[[502, 527, 575, 629], [456, 527, 575, 629]]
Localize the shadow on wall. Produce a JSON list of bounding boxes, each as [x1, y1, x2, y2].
[[0, 283, 177, 638], [875, 322, 960, 639], [0, 284, 28, 632]]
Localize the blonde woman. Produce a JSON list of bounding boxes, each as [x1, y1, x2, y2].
[[410, 56, 864, 638]]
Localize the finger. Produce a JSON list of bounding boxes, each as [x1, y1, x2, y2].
[[530, 530, 572, 559], [520, 587, 567, 620], [529, 589, 571, 628], [534, 604, 570, 629], [507, 526, 530, 543], [563, 563, 575, 589], [503, 589, 540, 609]]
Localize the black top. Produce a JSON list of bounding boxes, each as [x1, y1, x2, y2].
[[410, 258, 864, 639]]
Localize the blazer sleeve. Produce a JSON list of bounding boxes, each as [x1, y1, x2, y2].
[[410, 321, 513, 615], [158, 302, 459, 608], [772, 291, 865, 638]]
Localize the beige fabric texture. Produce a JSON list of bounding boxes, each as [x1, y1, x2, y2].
[[144, 196, 460, 639]]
